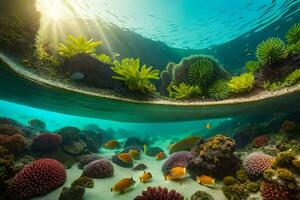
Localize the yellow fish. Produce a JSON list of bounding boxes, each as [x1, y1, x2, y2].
[[196, 175, 216, 187], [204, 123, 212, 129], [139, 171, 152, 183], [164, 167, 187, 180], [111, 177, 136, 194]]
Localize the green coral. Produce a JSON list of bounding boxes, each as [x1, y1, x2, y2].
[[256, 37, 287, 65], [223, 176, 238, 186], [188, 58, 214, 87], [245, 182, 260, 193], [168, 83, 201, 99], [112, 58, 160, 93], [71, 176, 94, 188], [58, 35, 102, 58], [227, 72, 255, 93], [284, 69, 300, 86], [276, 168, 294, 181], [191, 190, 214, 200], [208, 80, 231, 100], [285, 23, 300, 44], [263, 169, 275, 180], [222, 184, 249, 200], [236, 170, 248, 182], [245, 60, 260, 72], [274, 150, 296, 168]]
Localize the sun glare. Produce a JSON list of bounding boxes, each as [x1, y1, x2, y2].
[[41, 0, 62, 21]]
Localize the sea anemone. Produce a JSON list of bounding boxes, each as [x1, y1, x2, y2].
[[285, 23, 300, 44], [208, 79, 231, 100], [188, 58, 214, 87], [256, 37, 287, 65], [6, 159, 66, 200], [227, 72, 255, 93], [31, 133, 62, 152], [134, 186, 184, 200], [261, 180, 291, 200], [161, 151, 191, 175], [243, 152, 274, 177], [82, 159, 114, 178]]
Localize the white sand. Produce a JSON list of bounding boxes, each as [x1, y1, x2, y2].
[[33, 140, 227, 200]]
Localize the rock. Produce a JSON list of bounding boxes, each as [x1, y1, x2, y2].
[[59, 186, 85, 200], [0, 124, 23, 136], [146, 147, 163, 157], [133, 163, 147, 171], [80, 130, 103, 152], [124, 137, 144, 148], [169, 136, 202, 154], [233, 124, 266, 148], [62, 140, 87, 155], [78, 154, 102, 169], [70, 72, 84, 81]]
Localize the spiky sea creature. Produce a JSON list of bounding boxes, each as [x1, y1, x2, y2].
[[188, 58, 214, 87], [285, 23, 300, 44], [256, 37, 287, 65], [208, 79, 231, 100]]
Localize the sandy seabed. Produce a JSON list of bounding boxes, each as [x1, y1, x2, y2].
[[33, 139, 227, 200]]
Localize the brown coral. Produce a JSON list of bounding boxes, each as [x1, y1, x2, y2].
[[0, 134, 26, 154], [251, 135, 268, 148]]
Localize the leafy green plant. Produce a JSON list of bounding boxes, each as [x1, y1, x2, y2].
[[263, 80, 282, 91], [58, 35, 102, 58], [227, 72, 255, 93], [188, 58, 214, 87], [96, 54, 112, 64], [285, 23, 300, 44], [256, 37, 287, 65], [208, 80, 231, 100], [168, 83, 201, 99], [245, 60, 260, 72], [284, 69, 300, 86], [111, 58, 159, 93], [286, 40, 300, 56]]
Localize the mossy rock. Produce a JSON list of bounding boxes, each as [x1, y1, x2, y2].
[[222, 183, 249, 200], [71, 176, 94, 188], [245, 182, 260, 193], [169, 136, 202, 154], [236, 170, 248, 182], [223, 176, 238, 186]]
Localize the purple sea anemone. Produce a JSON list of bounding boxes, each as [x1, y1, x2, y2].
[[243, 152, 274, 176], [134, 186, 184, 200]]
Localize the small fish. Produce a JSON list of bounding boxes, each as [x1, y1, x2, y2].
[[204, 123, 212, 129], [128, 149, 140, 160], [196, 175, 216, 187], [164, 167, 187, 180], [155, 152, 166, 161], [28, 119, 46, 131], [118, 153, 133, 163], [111, 177, 136, 193], [70, 72, 84, 81], [104, 140, 119, 149], [139, 171, 152, 183]]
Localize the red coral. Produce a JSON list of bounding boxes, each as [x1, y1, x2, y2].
[[251, 135, 268, 148], [261, 181, 291, 200], [243, 152, 274, 176], [7, 158, 66, 200], [32, 133, 62, 152], [0, 134, 26, 154], [134, 186, 184, 200]]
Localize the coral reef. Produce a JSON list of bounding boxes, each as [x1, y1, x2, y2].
[[236, 170, 248, 182], [0, 145, 15, 193], [77, 154, 102, 169], [260, 180, 292, 200], [223, 176, 238, 186], [187, 135, 240, 178], [161, 151, 191, 175], [273, 150, 296, 168], [134, 186, 184, 200], [188, 57, 214, 87], [82, 159, 114, 178], [251, 135, 269, 148], [112, 153, 134, 168], [71, 176, 94, 188], [0, 124, 23, 136], [7, 159, 66, 200], [169, 136, 202, 154], [31, 133, 62, 152], [245, 182, 260, 192], [59, 186, 85, 200], [243, 152, 274, 177], [276, 168, 294, 181], [222, 183, 249, 200], [190, 190, 214, 200], [0, 134, 26, 155], [159, 69, 172, 96]]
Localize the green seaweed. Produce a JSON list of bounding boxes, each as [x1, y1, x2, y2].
[[112, 58, 160, 93], [284, 69, 300, 86], [168, 83, 201, 99], [188, 58, 214, 87], [208, 80, 231, 100], [256, 37, 287, 65], [245, 60, 260, 73], [227, 72, 255, 93], [285, 23, 300, 44], [286, 40, 300, 56], [96, 54, 113, 64]]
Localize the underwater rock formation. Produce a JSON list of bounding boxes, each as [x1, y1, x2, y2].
[[31, 133, 62, 152], [159, 68, 172, 96], [190, 190, 214, 200], [80, 130, 103, 153], [71, 176, 94, 188], [122, 145, 144, 153], [59, 127, 88, 155], [82, 159, 114, 178], [233, 124, 266, 148], [7, 158, 66, 200], [145, 147, 164, 157], [243, 152, 274, 177], [0, 124, 23, 136], [0, 145, 15, 195], [112, 153, 134, 168], [169, 136, 202, 154], [0, 133, 26, 155], [133, 163, 148, 171], [124, 137, 145, 149], [187, 135, 240, 178], [161, 151, 191, 175], [251, 135, 269, 148], [59, 186, 85, 200], [134, 186, 184, 200], [77, 154, 102, 169]]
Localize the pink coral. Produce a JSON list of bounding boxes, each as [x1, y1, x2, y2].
[[82, 159, 114, 178], [134, 186, 184, 200], [243, 152, 274, 176], [261, 180, 291, 200], [32, 133, 62, 152], [251, 135, 268, 148], [7, 158, 66, 200]]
